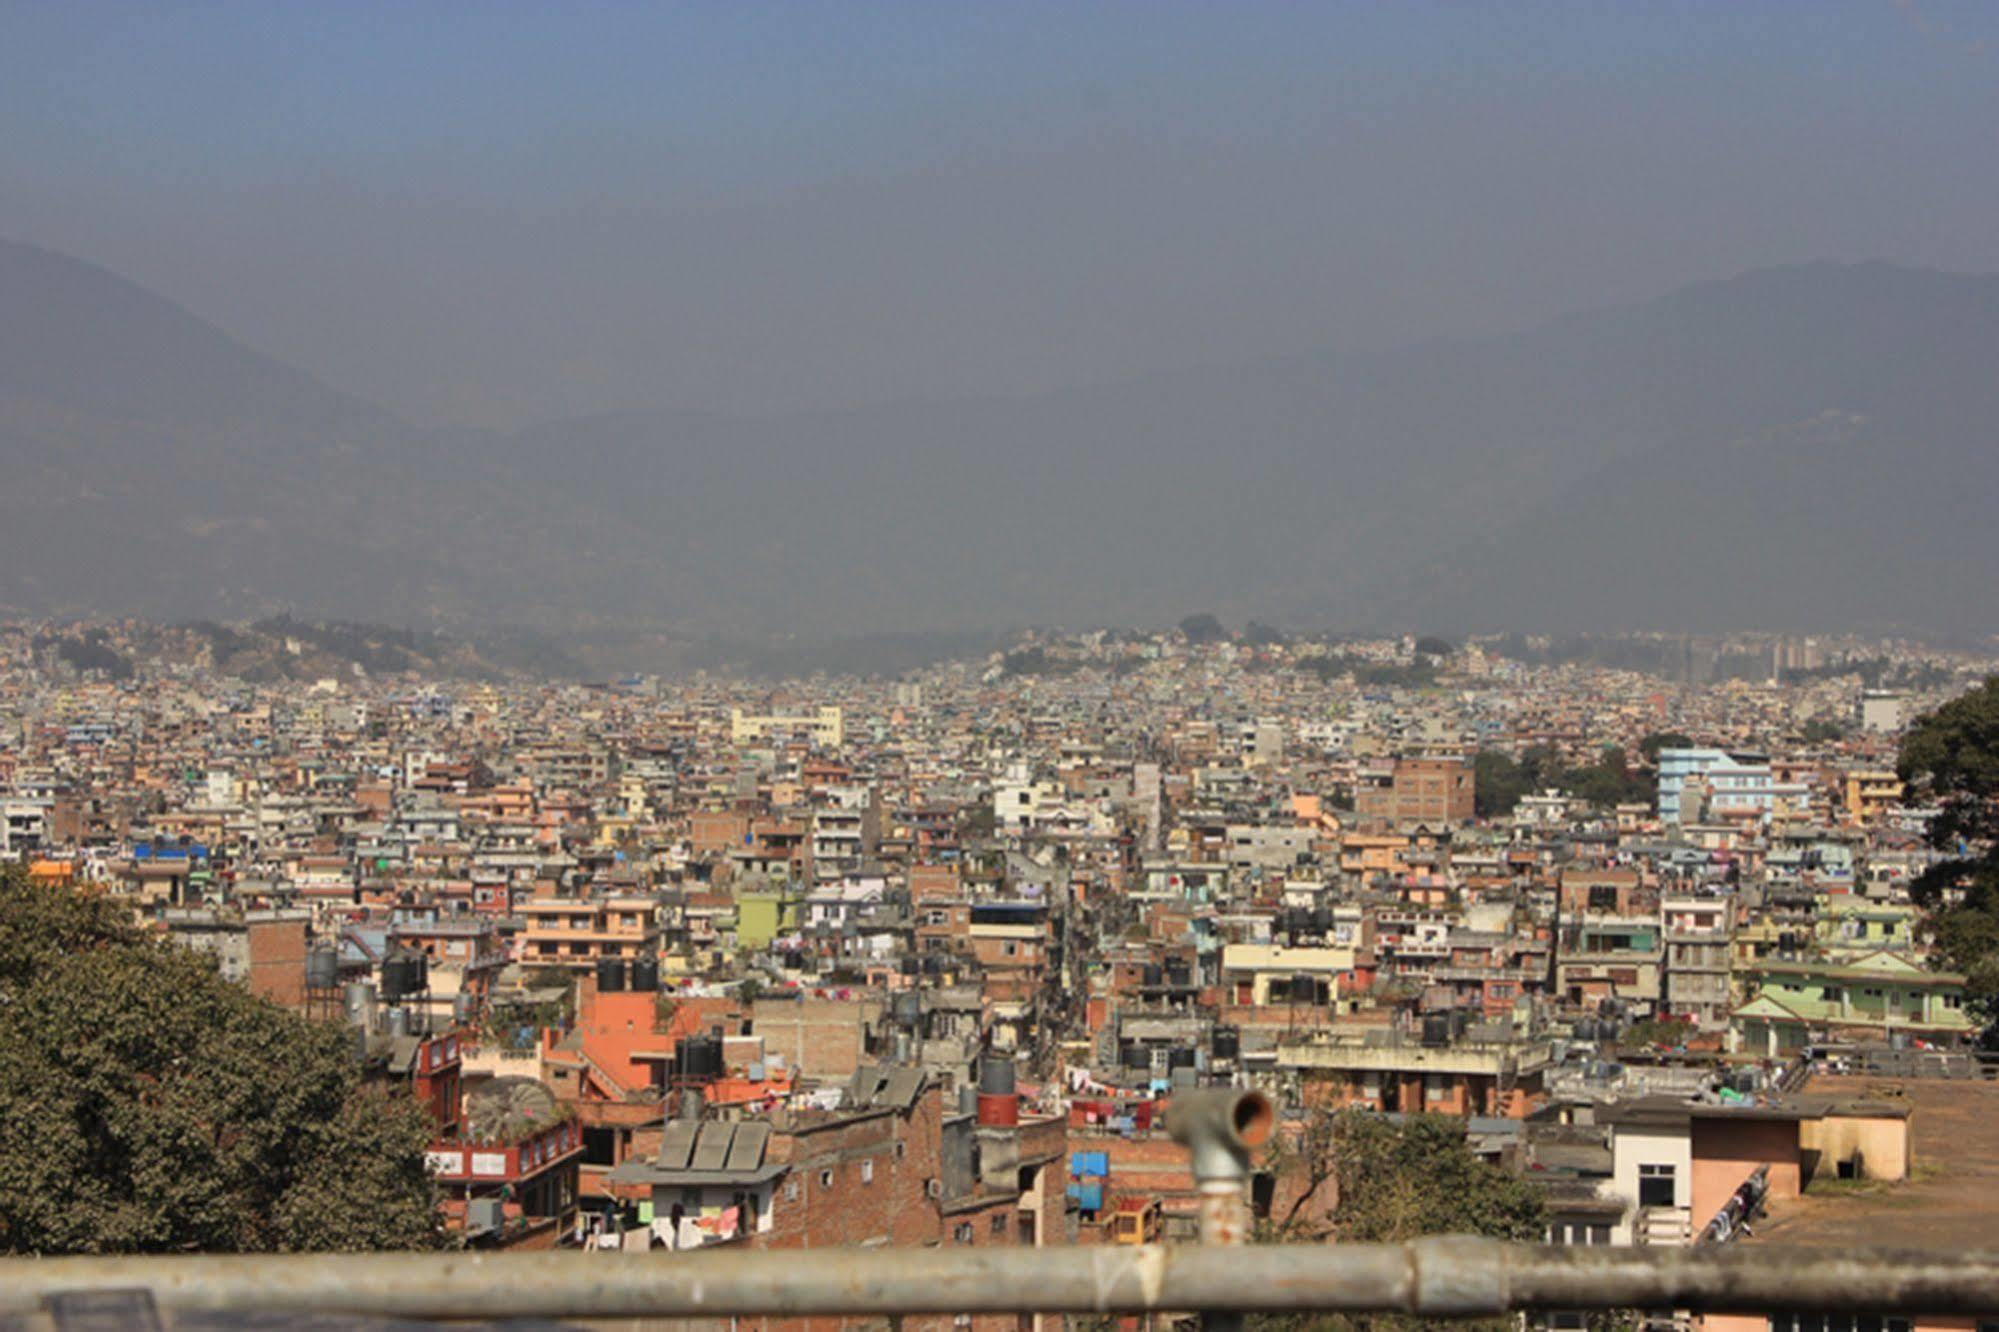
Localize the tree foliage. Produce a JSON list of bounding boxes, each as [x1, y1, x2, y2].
[[1637, 731, 1692, 764], [1303, 654, 1438, 690], [1321, 1111, 1544, 1244], [1473, 748, 1539, 817], [1178, 613, 1227, 645], [1898, 677, 1999, 1033], [1258, 1109, 1545, 1332], [1475, 745, 1653, 817], [0, 869, 443, 1253], [1563, 746, 1651, 809], [1263, 1108, 1545, 1243]]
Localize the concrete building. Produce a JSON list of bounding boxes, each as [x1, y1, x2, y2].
[[1657, 748, 1774, 826], [730, 706, 844, 750]]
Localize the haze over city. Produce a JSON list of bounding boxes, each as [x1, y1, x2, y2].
[[7, 8, 1999, 1324], [6, 2, 1999, 653]]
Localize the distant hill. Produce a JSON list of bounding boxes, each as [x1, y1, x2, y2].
[[26, 616, 582, 683], [4, 238, 1997, 641], [0, 239, 379, 432]]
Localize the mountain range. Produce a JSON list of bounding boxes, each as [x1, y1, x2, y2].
[[4, 237, 1996, 647]]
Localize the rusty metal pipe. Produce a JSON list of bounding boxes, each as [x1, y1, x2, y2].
[[0, 1242, 1995, 1319], [1166, 1088, 1275, 1186], [1165, 1088, 1274, 1252]]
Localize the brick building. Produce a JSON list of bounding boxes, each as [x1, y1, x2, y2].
[[1353, 755, 1474, 827]]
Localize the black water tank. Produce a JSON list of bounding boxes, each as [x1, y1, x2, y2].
[[630, 955, 660, 992], [676, 1035, 723, 1080], [379, 953, 419, 1000], [596, 957, 627, 992]]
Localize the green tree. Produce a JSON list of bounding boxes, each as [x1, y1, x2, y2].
[[1473, 750, 1529, 818], [1317, 1111, 1544, 1245], [1257, 1109, 1545, 1332], [1898, 678, 1999, 1034], [1412, 636, 1455, 659], [1179, 613, 1227, 645], [1562, 746, 1650, 809], [1637, 731, 1692, 764], [0, 870, 443, 1253], [1622, 1018, 1696, 1050]]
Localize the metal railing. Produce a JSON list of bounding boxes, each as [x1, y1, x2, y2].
[[2, 1241, 1996, 1322]]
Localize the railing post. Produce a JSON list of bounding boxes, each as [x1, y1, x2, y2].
[[1167, 1089, 1275, 1331]]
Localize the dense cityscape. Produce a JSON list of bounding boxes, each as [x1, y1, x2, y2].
[[10, 3, 1999, 1328], [5, 614, 1997, 1327]]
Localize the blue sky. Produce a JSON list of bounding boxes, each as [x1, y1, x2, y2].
[[5, 1, 1997, 425]]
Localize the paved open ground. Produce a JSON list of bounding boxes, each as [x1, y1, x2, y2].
[[1752, 1074, 1999, 1250]]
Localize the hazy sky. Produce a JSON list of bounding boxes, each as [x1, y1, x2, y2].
[[5, 1, 1998, 428]]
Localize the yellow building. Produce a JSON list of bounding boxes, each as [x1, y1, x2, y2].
[[1841, 769, 1903, 825], [729, 705, 843, 749]]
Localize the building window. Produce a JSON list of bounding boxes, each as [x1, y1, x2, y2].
[[861, 1159, 874, 1184], [1768, 1317, 1910, 1332], [820, 1169, 834, 1189], [991, 1213, 1008, 1236], [954, 1222, 974, 1244], [894, 1141, 906, 1160], [1638, 1164, 1677, 1208], [785, 1178, 800, 1202]]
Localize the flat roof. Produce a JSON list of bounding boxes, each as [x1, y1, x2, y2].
[[1751, 1075, 1997, 1251]]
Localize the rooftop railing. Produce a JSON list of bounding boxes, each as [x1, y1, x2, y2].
[[3, 1240, 1995, 1325]]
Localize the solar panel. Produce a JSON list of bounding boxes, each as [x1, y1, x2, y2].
[[657, 1119, 699, 1171], [724, 1121, 771, 1173], [691, 1122, 734, 1172]]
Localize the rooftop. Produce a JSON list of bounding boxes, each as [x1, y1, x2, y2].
[[1751, 1074, 1999, 1251]]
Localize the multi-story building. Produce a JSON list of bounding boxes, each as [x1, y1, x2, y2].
[[1353, 755, 1474, 827], [518, 892, 660, 970], [730, 706, 844, 750], [1657, 748, 1773, 826], [1660, 895, 1733, 1030]]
